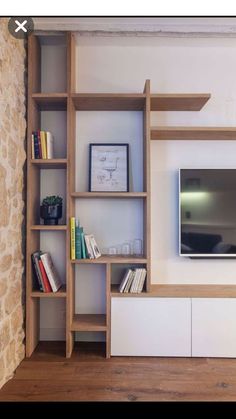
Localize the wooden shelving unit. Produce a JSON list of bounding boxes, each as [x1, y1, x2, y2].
[[27, 30, 235, 361]]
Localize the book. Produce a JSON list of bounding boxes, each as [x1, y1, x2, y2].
[[37, 130, 42, 159], [33, 131, 40, 159], [31, 252, 44, 291], [70, 217, 76, 260], [38, 259, 53, 292], [31, 134, 35, 159], [40, 131, 47, 159], [81, 231, 87, 259], [124, 270, 135, 293], [84, 234, 94, 259], [40, 252, 62, 292], [119, 269, 132, 293], [46, 131, 54, 159], [75, 221, 82, 259], [89, 234, 101, 259]]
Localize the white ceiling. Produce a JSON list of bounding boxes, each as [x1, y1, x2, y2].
[[33, 17, 236, 36]]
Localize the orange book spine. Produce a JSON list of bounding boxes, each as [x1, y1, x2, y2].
[[38, 260, 53, 292]]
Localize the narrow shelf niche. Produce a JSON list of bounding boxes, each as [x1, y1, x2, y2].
[[75, 198, 144, 256], [74, 264, 107, 343], [75, 111, 144, 193], [111, 263, 148, 295], [37, 34, 67, 94]]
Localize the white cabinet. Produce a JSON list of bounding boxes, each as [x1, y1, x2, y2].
[[192, 298, 236, 358], [111, 297, 191, 356]]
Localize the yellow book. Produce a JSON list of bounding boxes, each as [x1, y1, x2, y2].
[[70, 217, 76, 260], [40, 131, 47, 159]]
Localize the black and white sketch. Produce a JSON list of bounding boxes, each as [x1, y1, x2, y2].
[[89, 143, 129, 192]]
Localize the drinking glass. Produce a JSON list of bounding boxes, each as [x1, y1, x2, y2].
[[133, 239, 143, 256], [108, 246, 117, 255], [121, 242, 131, 256]]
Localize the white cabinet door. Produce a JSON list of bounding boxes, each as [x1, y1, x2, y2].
[[192, 298, 236, 358], [111, 297, 191, 356]]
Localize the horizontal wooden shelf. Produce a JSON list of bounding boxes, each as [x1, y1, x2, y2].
[[71, 256, 147, 264], [111, 284, 148, 297], [71, 314, 107, 331], [31, 285, 67, 298], [151, 94, 211, 111], [149, 284, 236, 298], [32, 93, 68, 110], [71, 192, 147, 199], [72, 93, 146, 111], [30, 159, 67, 169], [111, 284, 236, 298], [151, 127, 236, 141], [30, 225, 67, 231]]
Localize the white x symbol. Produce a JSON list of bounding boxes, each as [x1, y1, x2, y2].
[[14, 20, 27, 33]]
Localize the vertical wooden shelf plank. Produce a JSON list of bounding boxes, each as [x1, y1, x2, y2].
[[106, 263, 111, 358], [143, 80, 151, 292], [26, 34, 41, 357], [66, 32, 76, 358]]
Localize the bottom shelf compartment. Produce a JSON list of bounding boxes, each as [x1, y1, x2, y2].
[[71, 314, 107, 332]]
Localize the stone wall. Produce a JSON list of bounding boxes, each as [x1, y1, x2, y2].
[[0, 18, 26, 388]]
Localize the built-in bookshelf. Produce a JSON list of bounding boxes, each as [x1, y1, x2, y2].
[[28, 30, 232, 359]]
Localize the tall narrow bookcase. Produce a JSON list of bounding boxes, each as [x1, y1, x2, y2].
[[28, 31, 232, 359], [26, 32, 151, 358]]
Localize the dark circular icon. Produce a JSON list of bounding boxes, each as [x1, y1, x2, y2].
[[8, 17, 34, 39]]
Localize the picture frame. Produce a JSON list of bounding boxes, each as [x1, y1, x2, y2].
[[89, 143, 129, 192]]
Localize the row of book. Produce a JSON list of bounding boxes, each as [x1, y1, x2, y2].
[[32, 130, 54, 159], [119, 268, 147, 293], [32, 251, 63, 292], [70, 217, 101, 260]]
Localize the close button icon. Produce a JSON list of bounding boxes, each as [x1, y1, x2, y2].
[[8, 17, 34, 39]]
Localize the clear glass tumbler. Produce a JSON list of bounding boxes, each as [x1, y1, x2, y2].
[[133, 239, 143, 256]]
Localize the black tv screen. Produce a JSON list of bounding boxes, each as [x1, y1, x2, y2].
[[179, 169, 236, 257]]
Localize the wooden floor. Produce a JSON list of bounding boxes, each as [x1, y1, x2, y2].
[[1, 342, 236, 401]]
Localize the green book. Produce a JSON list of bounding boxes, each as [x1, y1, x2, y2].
[[75, 225, 83, 259], [81, 231, 87, 259]]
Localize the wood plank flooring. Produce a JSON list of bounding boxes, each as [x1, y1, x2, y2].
[[1, 342, 236, 401]]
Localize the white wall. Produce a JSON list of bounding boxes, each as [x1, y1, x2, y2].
[[40, 34, 236, 340], [76, 35, 236, 285]]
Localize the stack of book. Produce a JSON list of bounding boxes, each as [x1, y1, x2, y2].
[[32, 251, 63, 292], [70, 217, 101, 260], [119, 268, 147, 293], [32, 131, 54, 159]]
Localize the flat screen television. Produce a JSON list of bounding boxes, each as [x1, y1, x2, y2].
[[179, 169, 236, 257]]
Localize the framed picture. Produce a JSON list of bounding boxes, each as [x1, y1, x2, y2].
[[89, 143, 129, 192]]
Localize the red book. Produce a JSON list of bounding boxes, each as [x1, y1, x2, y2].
[[38, 260, 52, 292]]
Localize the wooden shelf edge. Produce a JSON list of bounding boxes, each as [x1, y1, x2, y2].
[[151, 93, 211, 111], [71, 256, 148, 264], [31, 285, 67, 298], [151, 126, 236, 141], [150, 284, 236, 298], [31, 225, 67, 231], [71, 93, 146, 111], [71, 192, 147, 199], [111, 285, 148, 297], [71, 314, 107, 331], [30, 159, 67, 168]]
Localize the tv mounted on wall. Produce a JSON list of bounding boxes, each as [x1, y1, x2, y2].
[[179, 169, 236, 257]]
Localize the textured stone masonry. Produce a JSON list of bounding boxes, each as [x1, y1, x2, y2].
[[0, 18, 26, 389]]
